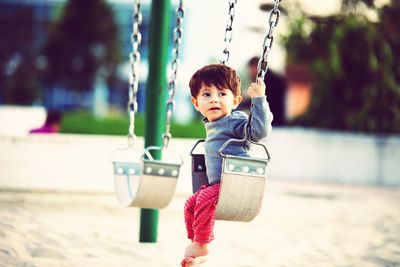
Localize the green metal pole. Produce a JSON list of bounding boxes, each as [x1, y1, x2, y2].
[[140, 0, 171, 243]]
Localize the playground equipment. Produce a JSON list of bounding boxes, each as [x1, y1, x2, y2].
[[110, 0, 184, 210]]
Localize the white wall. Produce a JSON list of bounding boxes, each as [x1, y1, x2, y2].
[[0, 106, 46, 136], [0, 134, 194, 194], [0, 129, 399, 196], [265, 128, 400, 186]]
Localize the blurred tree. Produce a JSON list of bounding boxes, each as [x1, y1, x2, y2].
[[2, 55, 40, 105], [378, 1, 400, 89], [0, 6, 39, 105], [283, 1, 400, 134], [42, 0, 121, 92]]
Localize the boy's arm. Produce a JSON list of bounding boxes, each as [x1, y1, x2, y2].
[[249, 97, 273, 141], [248, 78, 273, 141]]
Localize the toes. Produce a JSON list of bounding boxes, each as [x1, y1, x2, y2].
[[181, 257, 194, 267], [181, 255, 208, 267]]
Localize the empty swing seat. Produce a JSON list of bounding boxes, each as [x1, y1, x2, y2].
[[111, 146, 182, 209]]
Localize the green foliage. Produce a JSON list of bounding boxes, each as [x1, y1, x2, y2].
[[42, 0, 121, 91], [282, 16, 312, 66], [284, 1, 400, 133], [60, 111, 206, 139]]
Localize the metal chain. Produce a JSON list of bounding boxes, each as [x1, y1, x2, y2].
[[220, 0, 238, 65], [257, 0, 281, 81], [127, 0, 142, 146], [162, 0, 185, 149], [247, 0, 282, 142]]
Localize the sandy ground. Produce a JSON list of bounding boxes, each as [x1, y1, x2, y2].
[[0, 180, 399, 267]]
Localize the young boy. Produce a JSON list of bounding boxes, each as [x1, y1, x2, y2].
[[181, 64, 273, 267]]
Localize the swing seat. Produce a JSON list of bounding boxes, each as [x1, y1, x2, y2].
[[111, 146, 182, 209], [190, 139, 270, 222], [215, 155, 267, 222]]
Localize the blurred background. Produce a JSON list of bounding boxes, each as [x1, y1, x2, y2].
[[0, 0, 398, 132], [0, 0, 399, 189], [1, 2, 399, 265]]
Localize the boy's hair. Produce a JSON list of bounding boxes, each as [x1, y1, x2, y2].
[[189, 64, 241, 98]]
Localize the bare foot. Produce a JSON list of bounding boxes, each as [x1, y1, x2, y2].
[[181, 242, 209, 267], [181, 256, 208, 267]]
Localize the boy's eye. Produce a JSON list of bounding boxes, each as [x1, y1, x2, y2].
[[218, 92, 226, 96], [202, 92, 210, 97]]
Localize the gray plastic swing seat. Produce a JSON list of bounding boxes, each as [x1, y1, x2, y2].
[[190, 140, 270, 222], [111, 146, 182, 209], [215, 155, 268, 221]]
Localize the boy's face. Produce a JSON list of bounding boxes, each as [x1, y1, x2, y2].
[[191, 84, 242, 122]]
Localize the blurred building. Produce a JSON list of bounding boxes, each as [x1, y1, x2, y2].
[[2, 0, 365, 123], [0, 0, 174, 113]]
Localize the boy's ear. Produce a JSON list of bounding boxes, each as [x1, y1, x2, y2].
[[232, 95, 242, 109], [191, 97, 200, 111]]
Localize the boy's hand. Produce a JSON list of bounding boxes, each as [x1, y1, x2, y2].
[[247, 77, 266, 98]]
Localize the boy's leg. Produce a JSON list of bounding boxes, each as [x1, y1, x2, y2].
[[181, 184, 220, 266], [184, 193, 197, 240], [192, 184, 220, 244]]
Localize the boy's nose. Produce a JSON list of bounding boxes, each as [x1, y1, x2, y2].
[[209, 97, 218, 103]]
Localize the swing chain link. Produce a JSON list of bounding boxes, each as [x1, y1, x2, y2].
[[221, 0, 238, 65], [257, 0, 281, 81], [127, 0, 142, 146], [163, 0, 185, 149], [247, 0, 281, 143]]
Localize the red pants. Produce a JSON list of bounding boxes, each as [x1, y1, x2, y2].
[[184, 184, 220, 244]]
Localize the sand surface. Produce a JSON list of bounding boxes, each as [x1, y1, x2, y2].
[[0, 180, 399, 267]]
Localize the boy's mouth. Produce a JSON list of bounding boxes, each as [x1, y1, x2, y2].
[[209, 107, 220, 111]]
